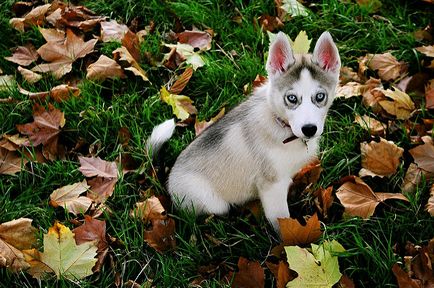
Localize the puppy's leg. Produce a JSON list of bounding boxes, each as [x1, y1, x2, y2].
[[170, 173, 230, 215], [258, 179, 291, 232]]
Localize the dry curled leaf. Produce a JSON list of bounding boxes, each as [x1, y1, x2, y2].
[[416, 45, 434, 58], [100, 20, 129, 42], [86, 177, 117, 204], [427, 184, 434, 216], [113, 46, 149, 81], [17, 66, 42, 84], [367, 53, 407, 81], [130, 196, 167, 223], [359, 137, 403, 177], [144, 218, 176, 252], [336, 176, 408, 219], [379, 87, 415, 120], [49, 179, 92, 215], [86, 55, 125, 81], [409, 137, 434, 173], [177, 29, 213, 51], [354, 115, 386, 136], [0, 218, 37, 272]]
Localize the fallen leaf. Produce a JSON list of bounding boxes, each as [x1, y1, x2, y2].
[[5, 44, 39, 66], [100, 20, 129, 42], [289, 30, 312, 54], [86, 55, 125, 81], [113, 46, 149, 81], [195, 108, 225, 136], [285, 240, 345, 288], [17, 66, 42, 84], [9, 4, 51, 32], [50, 84, 81, 102], [32, 29, 98, 78], [49, 180, 92, 215], [177, 29, 213, 51], [401, 163, 431, 194], [72, 216, 108, 272], [336, 176, 409, 219], [336, 81, 364, 99], [313, 186, 334, 219], [226, 257, 265, 288], [0, 218, 37, 271], [416, 45, 434, 58], [0, 147, 28, 175], [266, 260, 293, 288], [409, 137, 434, 173], [143, 218, 176, 252], [278, 213, 322, 246], [367, 53, 407, 81], [379, 87, 415, 120], [169, 67, 193, 95], [23, 222, 97, 280], [160, 86, 197, 121], [425, 79, 434, 109], [86, 177, 117, 204], [392, 263, 420, 288], [16, 104, 65, 160], [279, 0, 309, 19], [130, 196, 167, 223], [163, 43, 205, 70], [38, 27, 65, 43], [0, 134, 28, 151], [78, 156, 118, 179], [259, 15, 284, 32], [354, 115, 386, 136], [360, 78, 385, 111], [359, 138, 403, 177]]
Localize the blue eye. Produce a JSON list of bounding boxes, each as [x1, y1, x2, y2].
[[316, 92, 326, 102], [286, 94, 297, 104]]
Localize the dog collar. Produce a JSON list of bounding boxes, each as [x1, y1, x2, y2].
[[274, 116, 298, 144]]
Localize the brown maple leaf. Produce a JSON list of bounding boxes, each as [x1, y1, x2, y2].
[[278, 213, 322, 246], [266, 260, 293, 288], [17, 66, 42, 84], [49, 180, 92, 215], [16, 104, 65, 160], [143, 218, 176, 252], [9, 3, 51, 32], [130, 196, 167, 223], [176, 29, 213, 51], [32, 29, 98, 79]]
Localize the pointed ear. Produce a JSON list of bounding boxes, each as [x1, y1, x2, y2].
[[312, 32, 341, 72], [266, 32, 295, 78]]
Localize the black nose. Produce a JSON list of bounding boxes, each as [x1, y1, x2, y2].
[[301, 124, 317, 137]]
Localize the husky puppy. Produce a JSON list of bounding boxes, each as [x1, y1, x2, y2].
[[150, 31, 340, 231]]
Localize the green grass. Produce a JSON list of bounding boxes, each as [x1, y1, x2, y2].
[[1, 0, 433, 287]]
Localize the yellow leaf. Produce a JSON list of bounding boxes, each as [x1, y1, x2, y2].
[[160, 86, 197, 121], [24, 222, 97, 280], [290, 30, 311, 54], [379, 87, 415, 120]]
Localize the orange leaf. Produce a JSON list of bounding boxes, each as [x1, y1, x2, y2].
[[143, 218, 176, 252], [278, 213, 322, 246], [130, 196, 167, 224], [169, 67, 193, 95], [227, 257, 265, 288]]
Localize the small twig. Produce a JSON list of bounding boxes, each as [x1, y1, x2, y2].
[[0, 97, 18, 103], [215, 43, 240, 70]]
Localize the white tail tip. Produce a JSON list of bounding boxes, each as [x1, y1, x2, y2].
[[146, 119, 175, 158]]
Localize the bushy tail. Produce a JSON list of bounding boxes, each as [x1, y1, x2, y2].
[[146, 119, 176, 158]]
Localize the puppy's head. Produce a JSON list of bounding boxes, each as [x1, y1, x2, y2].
[[266, 32, 340, 139]]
